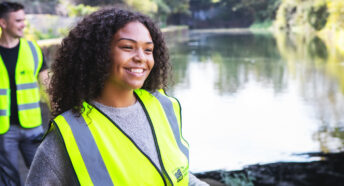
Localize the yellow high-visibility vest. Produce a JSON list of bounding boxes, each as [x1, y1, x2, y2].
[[52, 89, 190, 186], [0, 38, 43, 134]]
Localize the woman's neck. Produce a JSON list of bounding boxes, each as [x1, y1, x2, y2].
[[96, 85, 136, 108]]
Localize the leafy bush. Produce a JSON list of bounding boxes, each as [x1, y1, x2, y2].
[[308, 3, 329, 31], [325, 0, 344, 30], [67, 3, 99, 17], [274, 0, 344, 32]]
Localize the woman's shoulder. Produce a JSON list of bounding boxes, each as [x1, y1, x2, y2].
[[33, 127, 69, 167], [41, 128, 64, 151], [26, 128, 79, 185]]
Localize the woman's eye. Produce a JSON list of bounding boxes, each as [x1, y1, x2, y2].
[[145, 48, 153, 53], [122, 46, 133, 49]]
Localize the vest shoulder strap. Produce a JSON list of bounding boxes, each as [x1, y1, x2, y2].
[[24, 39, 43, 77]]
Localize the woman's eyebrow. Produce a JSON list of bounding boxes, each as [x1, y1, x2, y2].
[[117, 38, 153, 44]]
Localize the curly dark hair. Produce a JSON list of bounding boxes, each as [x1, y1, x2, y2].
[[49, 8, 170, 117]]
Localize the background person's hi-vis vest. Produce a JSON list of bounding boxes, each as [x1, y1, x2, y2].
[[52, 89, 190, 186], [0, 39, 43, 134]]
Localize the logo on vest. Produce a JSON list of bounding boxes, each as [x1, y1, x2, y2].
[[174, 169, 183, 182], [20, 71, 25, 75], [173, 166, 187, 182]]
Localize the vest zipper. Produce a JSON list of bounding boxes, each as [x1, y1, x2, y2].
[[136, 96, 174, 186]]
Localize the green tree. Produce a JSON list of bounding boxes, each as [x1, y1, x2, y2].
[[232, 0, 281, 23], [125, 0, 158, 17], [165, 0, 189, 14], [308, 4, 329, 31], [164, 0, 189, 25], [274, 0, 330, 32], [189, 0, 281, 28]]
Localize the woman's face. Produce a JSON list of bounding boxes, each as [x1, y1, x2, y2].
[[108, 21, 154, 91]]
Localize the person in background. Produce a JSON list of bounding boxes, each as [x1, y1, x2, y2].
[[0, 1, 48, 185], [26, 8, 209, 186]]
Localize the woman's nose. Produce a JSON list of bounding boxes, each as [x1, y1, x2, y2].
[[133, 48, 146, 62]]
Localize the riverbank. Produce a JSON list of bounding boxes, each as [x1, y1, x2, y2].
[[196, 152, 344, 186]]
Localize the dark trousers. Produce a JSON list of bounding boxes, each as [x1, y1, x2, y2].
[[0, 125, 43, 185]]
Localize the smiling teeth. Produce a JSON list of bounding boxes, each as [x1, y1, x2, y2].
[[130, 69, 143, 73]]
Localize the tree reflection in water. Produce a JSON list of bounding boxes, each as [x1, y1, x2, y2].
[[274, 32, 344, 152]]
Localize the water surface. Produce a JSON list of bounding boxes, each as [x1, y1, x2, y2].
[[168, 30, 344, 172]]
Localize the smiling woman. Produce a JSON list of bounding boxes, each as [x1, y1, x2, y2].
[[25, 8, 208, 186], [100, 21, 155, 107], [47, 8, 170, 117]]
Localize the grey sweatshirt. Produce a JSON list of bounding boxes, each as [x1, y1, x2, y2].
[[26, 101, 208, 186]]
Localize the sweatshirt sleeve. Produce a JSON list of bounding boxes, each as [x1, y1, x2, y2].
[[189, 173, 210, 186], [25, 129, 79, 186]]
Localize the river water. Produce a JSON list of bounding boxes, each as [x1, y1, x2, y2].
[[167, 30, 344, 172]]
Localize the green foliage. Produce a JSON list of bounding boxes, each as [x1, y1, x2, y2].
[[31, 28, 58, 40], [164, 0, 189, 14], [124, 0, 189, 26], [308, 3, 329, 30], [125, 0, 158, 17], [57, 28, 69, 37], [233, 0, 282, 22], [189, 0, 281, 28], [24, 22, 41, 40], [154, 0, 171, 14], [24, 15, 73, 40], [67, 3, 99, 17], [326, 0, 344, 30], [275, 0, 332, 32], [250, 20, 273, 29], [36, 29, 56, 40]]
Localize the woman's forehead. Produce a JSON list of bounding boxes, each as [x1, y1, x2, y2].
[[114, 21, 152, 43]]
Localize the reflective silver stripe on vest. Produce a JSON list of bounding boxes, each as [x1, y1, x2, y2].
[[0, 89, 7, 95], [0, 110, 7, 116], [18, 102, 40, 111], [152, 91, 189, 161], [17, 82, 38, 90], [61, 111, 113, 185], [27, 41, 39, 75]]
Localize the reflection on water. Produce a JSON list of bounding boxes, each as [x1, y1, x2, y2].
[[275, 32, 344, 153], [168, 30, 344, 172]]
